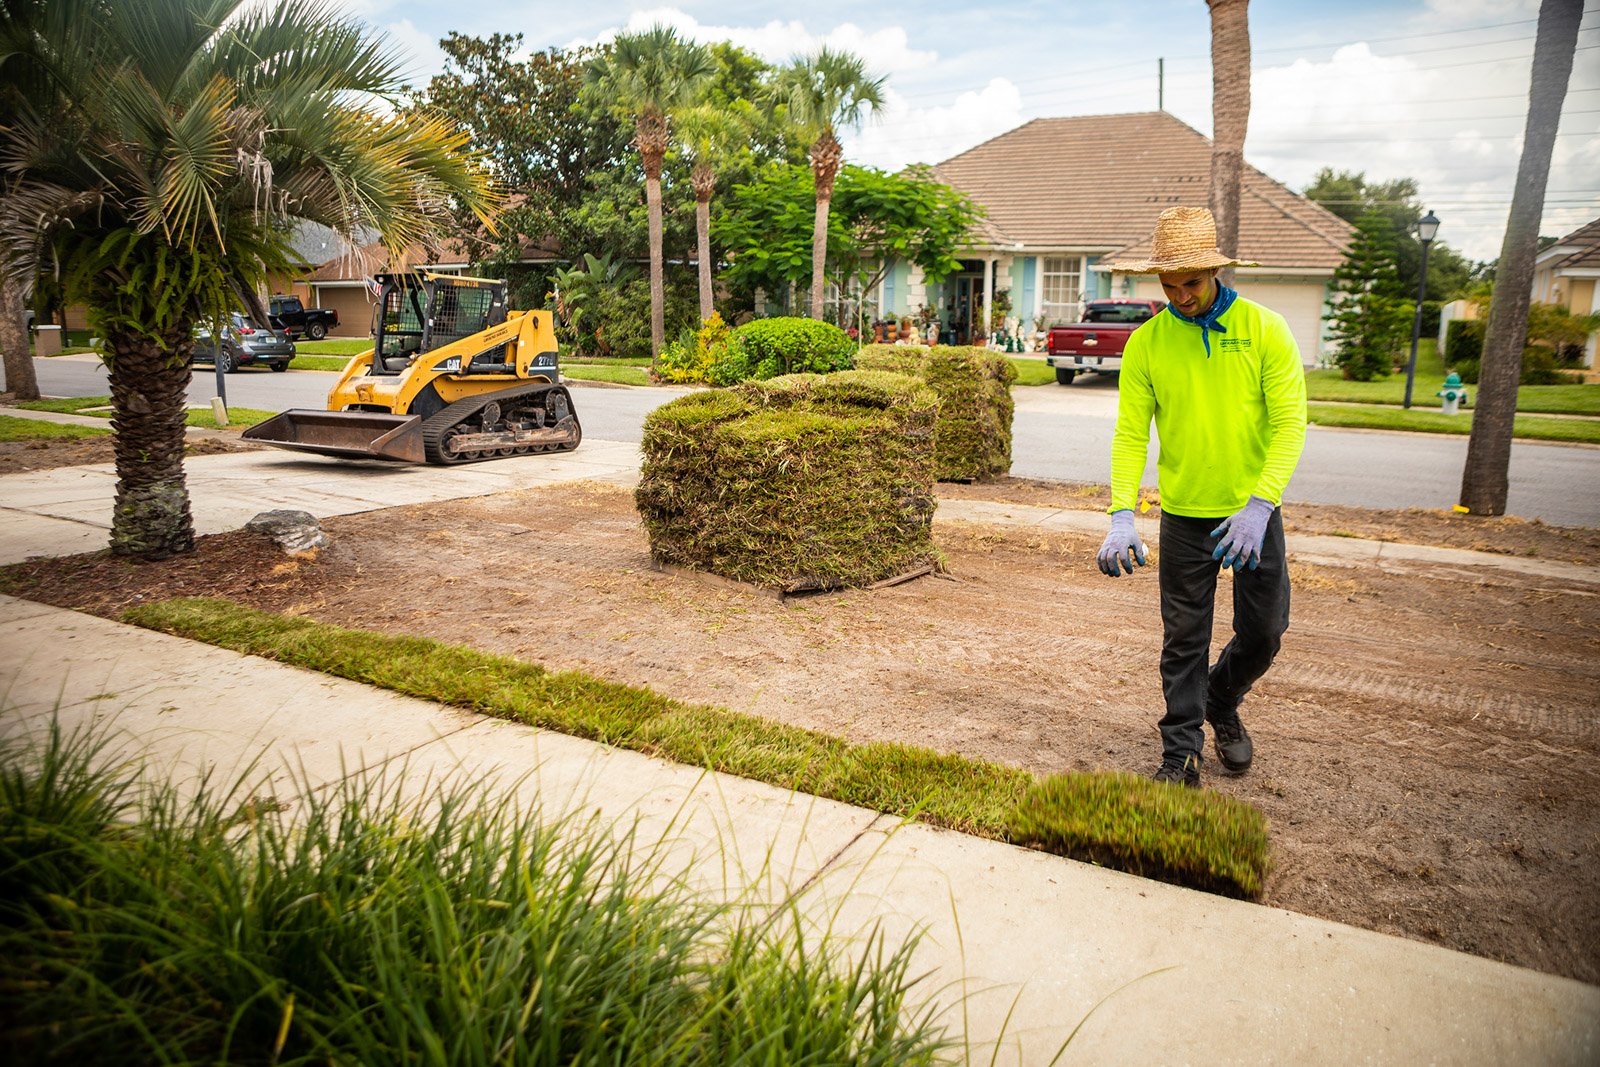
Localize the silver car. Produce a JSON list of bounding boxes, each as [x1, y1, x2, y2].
[[192, 312, 296, 373]]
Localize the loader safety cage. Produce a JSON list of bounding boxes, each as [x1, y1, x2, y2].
[[372, 272, 509, 373]]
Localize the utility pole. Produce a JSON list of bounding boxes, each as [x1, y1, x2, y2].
[[1158, 58, 1165, 110]]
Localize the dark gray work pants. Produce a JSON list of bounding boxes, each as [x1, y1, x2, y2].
[[1156, 509, 1290, 764]]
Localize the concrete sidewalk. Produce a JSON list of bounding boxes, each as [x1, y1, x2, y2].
[[1, 426, 1597, 1061]]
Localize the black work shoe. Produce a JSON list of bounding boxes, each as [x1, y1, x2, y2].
[[1152, 754, 1200, 788], [1209, 711, 1253, 775]]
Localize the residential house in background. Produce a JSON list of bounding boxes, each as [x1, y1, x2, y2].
[[875, 112, 1354, 365], [1531, 216, 1600, 366], [301, 234, 563, 338]]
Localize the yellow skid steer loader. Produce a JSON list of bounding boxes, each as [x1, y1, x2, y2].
[[243, 272, 581, 464]]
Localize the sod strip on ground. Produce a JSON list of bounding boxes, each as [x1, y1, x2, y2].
[[122, 597, 1270, 898]]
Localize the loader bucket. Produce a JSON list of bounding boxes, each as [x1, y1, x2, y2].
[[242, 409, 425, 463]]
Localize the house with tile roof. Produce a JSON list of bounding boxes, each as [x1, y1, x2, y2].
[[878, 111, 1354, 364], [1532, 216, 1600, 366], [299, 232, 562, 338]]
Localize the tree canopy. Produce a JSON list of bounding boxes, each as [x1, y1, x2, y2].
[[717, 163, 981, 312], [1302, 168, 1483, 301]]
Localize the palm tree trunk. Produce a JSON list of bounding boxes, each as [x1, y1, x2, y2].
[[692, 162, 716, 323], [646, 174, 665, 367], [695, 198, 713, 324], [809, 131, 843, 321], [0, 272, 40, 400], [809, 195, 832, 321], [1207, 0, 1250, 290], [105, 325, 195, 559], [1459, 0, 1582, 516]]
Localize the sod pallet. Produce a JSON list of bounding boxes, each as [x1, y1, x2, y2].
[[636, 371, 939, 593], [854, 344, 1016, 482]]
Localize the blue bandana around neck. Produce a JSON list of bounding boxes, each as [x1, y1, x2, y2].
[[1165, 281, 1238, 357]]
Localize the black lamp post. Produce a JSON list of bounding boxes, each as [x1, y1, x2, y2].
[[1402, 209, 1441, 409]]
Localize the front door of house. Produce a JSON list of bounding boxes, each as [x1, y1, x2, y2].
[[951, 270, 985, 345]]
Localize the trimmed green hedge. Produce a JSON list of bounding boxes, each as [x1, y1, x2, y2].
[[854, 344, 1016, 482], [636, 371, 939, 591], [731, 317, 855, 379]]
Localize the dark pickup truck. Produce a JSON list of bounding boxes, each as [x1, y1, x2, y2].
[[1045, 298, 1165, 384], [268, 295, 340, 341]]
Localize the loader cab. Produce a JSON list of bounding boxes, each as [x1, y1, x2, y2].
[[371, 272, 509, 374]]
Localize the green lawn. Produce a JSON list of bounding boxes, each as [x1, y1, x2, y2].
[[1305, 340, 1598, 416], [17, 395, 274, 429], [294, 338, 373, 356], [1006, 356, 1056, 386], [0, 414, 109, 441], [1307, 402, 1600, 444], [563, 364, 651, 386], [289, 353, 355, 372], [567, 355, 653, 367]]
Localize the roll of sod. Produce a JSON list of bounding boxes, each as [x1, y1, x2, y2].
[[636, 371, 939, 592], [854, 344, 1016, 482]]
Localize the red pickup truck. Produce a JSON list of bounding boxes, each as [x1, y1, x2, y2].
[[1045, 299, 1165, 384]]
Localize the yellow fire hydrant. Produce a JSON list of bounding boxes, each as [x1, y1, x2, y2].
[[1436, 371, 1469, 415]]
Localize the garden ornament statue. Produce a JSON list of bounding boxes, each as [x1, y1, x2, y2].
[[1436, 371, 1469, 415]]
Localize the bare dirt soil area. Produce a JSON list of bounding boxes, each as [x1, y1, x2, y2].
[[0, 429, 257, 474], [6, 480, 1597, 985]]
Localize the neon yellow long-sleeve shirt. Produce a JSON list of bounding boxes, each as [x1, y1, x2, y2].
[[1109, 296, 1307, 517]]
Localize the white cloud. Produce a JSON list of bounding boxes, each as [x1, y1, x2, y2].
[[1243, 40, 1598, 260], [845, 79, 1024, 171], [381, 17, 445, 86]]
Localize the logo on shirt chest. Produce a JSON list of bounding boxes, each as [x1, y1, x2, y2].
[[1218, 335, 1254, 355]]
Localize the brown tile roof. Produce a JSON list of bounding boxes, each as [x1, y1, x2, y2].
[[930, 111, 1353, 271], [1546, 216, 1600, 271]]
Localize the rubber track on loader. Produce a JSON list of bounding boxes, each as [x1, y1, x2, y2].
[[420, 381, 581, 465]]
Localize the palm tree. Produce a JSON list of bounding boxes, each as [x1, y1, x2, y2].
[[673, 104, 749, 323], [585, 27, 715, 367], [1459, 0, 1583, 516], [777, 48, 885, 321], [0, 0, 496, 559], [1207, 0, 1250, 290]]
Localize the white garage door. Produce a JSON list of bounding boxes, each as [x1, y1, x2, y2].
[[1237, 278, 1328, 366]]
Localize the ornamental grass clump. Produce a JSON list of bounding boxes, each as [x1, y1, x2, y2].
[[0, 719, 950, 1065], [636, 370, 939, 591], [854, 344, 1016, 482], [1007, 771, 1271, 899]]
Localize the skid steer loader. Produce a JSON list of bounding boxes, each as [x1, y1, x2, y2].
[[243, 272, 581, 464]]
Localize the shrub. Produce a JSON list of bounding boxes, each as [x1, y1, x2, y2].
[[730, 317, 855, 380], [1453, 347, 1580, 386], [0, 720, 951, 1064], [636, 371, 939, 591], [1008, 771, 1270, 899], [657, 312, 753, 385], [1444, 318, 1484, 366], [855, 344, 1016, 482]]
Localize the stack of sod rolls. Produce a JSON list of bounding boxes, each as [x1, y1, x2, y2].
[[636, 371, 939, 592], [853, 344, 1016, 481]]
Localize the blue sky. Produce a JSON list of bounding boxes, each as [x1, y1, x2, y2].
[[336, 0, 1600, 261]]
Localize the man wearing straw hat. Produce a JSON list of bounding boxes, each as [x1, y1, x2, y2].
[[1096, 206, 1307, 789]]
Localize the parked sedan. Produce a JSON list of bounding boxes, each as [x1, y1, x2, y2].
[[192, 313, 295, 373]]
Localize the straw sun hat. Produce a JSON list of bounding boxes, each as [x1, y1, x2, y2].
[[1107, 206, 1257, 274]]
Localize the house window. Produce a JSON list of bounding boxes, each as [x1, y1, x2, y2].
[[1040, 257, 1083, 325]]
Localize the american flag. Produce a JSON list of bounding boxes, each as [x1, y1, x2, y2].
[[365, 276, 382, 298]]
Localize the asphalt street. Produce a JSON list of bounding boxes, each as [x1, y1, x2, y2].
[[17, 355, 1600, 527]]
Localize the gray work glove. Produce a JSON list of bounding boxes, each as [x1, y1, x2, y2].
[[1097, 509, 1146, 577], [1211, 496, 1276, 571]]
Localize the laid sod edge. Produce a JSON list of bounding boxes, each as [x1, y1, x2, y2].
[[122, 596, 1270, 898]]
